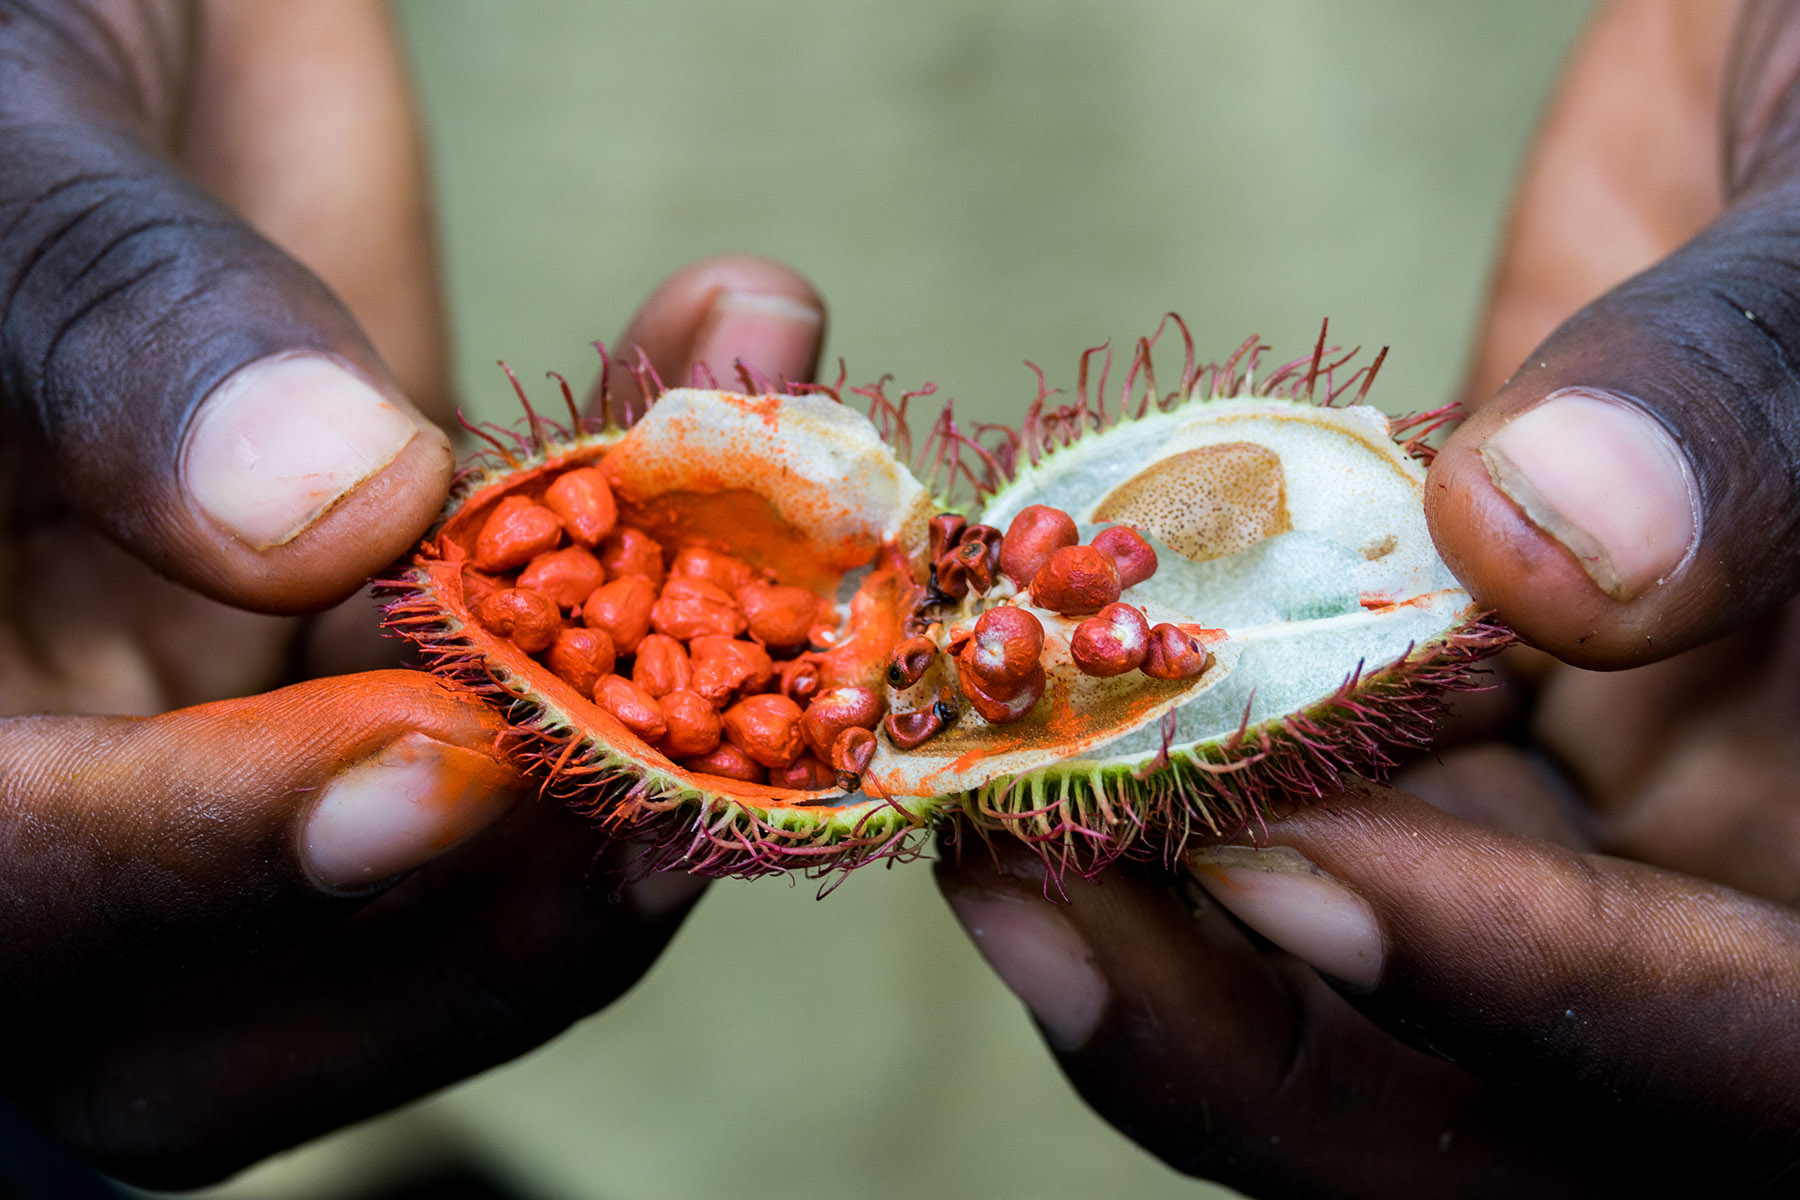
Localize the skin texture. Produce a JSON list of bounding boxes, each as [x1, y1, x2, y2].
[[940, 1, 1800, 1194], [0, 0, 824, 1185]]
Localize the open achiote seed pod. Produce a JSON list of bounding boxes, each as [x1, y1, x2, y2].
[[384, 320, 1509, 880]]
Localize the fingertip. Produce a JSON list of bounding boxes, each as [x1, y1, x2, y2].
[[936, 846, 1112, 1052], [299, 732, 523, 895], [177, 355, 454, 613], [604, 255, 826, 417], [1427, 393, 1698, 668]]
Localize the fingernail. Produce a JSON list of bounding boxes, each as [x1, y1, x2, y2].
[[692, 290, 823, 380], [1478, 388, 1698, 601], [942, 886, 1109, 1050], [301, 733, 521, 894], [1186, 845, 1383, 990], [184, 353, 423, 550]]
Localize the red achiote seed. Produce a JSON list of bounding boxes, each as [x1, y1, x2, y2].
[[1068, 602, 1151, 677], [545, 626, 617, 694], [769, 754, 837, 791], [962, 605, 1044, 687], [598, 526, 665, 585], [474, 586, 562, 653], [800, 686, 886, 760], [883, 706, 946, 749], [998, 504, 1078, 587], [1091, 526, 1159, 589], [1142, 622, 1211, 680], [928, 513, 968, 563], [776, 656, 823, 704], [669, 545, 759, 592], [682, 741, 766, 784], [473, 495, 563, 572], [887, 636, 939, 689], [594, 674, 668, 742], [721, 694, 807, 768], [1029, 545, 1122, 616], [953, 539, 995, 594], [542, 467, 617, 547], [660, 689, 723, 758], [517, 545, 605, 608], [831, 725, 877, 781], [933, 551, 970, 599], [959, 662, 1046, 723], [737, 582, 822, 649], [689, 636, 774, 706], [632, 633, 694, 698], [651, 576, 747, 641], [582, 575, 656, 654]]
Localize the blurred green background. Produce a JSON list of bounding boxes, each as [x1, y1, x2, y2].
[[177, 3, 1591, 1198]]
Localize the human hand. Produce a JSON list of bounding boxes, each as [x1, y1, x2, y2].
[[937, 3, 1800, 1195], [0, 2, 824, 1186]]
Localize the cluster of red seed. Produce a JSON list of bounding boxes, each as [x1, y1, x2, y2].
[[462, 466, 882, 792], [883, 503, 1213, 748]]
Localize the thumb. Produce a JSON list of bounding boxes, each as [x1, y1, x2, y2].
[[0, 6, 451, 614], [1427, 5, 1800, 668], [0, 671, 524, 1004]]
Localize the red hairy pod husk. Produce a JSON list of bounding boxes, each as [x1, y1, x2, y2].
[[384, 328, 1508, 885]]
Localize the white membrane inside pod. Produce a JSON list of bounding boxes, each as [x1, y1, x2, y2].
[[603, 389, 935, 563], [1081, 587, 1474, 767], [980, 399, 1456, 610], [845, 396, 1478, 799]]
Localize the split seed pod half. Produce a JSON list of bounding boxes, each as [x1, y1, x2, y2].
[[384, 322, 1507, 880]]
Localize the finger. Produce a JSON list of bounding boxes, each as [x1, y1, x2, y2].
[[1460, 0, 1732, 403], [1393, 742, 1591, 850], [599, 255, 826, 423], [181, 0, 451, 421], [1428, 2, 1800, 667], [0, 672, 524, 1003], [1188, 781, 1800, 1190], [934, 837, 1610, 1199], [12, 804, 703, 1189], [0, 6, 453, 613]]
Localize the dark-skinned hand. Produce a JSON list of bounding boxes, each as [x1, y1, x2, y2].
[[938, 2, 1800, 1195], [0, 2, 825, 1187]]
